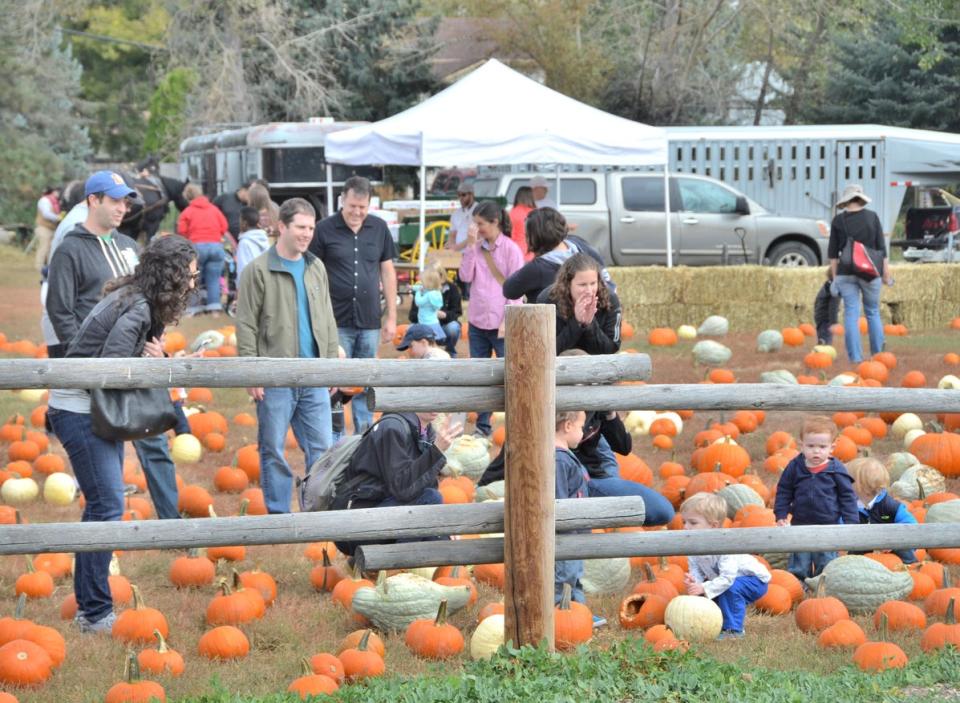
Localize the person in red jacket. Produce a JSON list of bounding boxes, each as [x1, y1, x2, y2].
[[178, 183, 232, 314]]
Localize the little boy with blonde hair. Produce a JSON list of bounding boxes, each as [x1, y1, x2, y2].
[[846, 456, 917, 564], [681, 492, 771, 639]]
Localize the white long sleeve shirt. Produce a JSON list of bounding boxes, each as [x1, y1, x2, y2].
[[687, 553, 771, 600]]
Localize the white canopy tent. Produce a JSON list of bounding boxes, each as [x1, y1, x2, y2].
[[325, 59, 674, 267]]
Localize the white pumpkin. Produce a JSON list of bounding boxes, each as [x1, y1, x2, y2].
[[903, 428, 926, 450], [890, 464, 946, 501], [443, 435, 492, 479], [189, 330, 225, 352], [760, 369, 798, 385], [938, 374, 960, 390], [828, 373, 858, 387], [42, 472, 77, 506], [581, 558, 631, 595], [1, 477, 40, 505], [677, 325, 697, 340], [351, 572, 473, 631], [474, 480, 505, 502], [891, 413, 923, 440], [697, 315, 729, 336], [664, 595, 723, 642], [812, 344, 837, 360], [470, 613, 505, 660], [692, 340, 732, 366], [18, 389, 46, 403], [756, 329, 784, 353], [624, 410, 657, 435], [170, 433, 202, 464]]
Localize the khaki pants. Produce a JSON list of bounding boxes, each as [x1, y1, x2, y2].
[[34, 224, 54, 271]]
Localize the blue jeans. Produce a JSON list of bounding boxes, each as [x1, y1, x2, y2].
[[256, 386, 332, 514], [586, 478, 676, 526], [47, 408, 124, 622], [715, 575, 768, 632], [835, 275, 884, 362], [555, 559, 585, 605], [337, 327, 381, 433], [787, 550, 838, 583], [441, 320, 461, 357], [469, 326, 505, 436], [133, 435, 180, 520], [193, 242, 226, 311]]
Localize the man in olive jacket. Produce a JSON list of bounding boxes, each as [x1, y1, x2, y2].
[[236, 197, 339, 513]]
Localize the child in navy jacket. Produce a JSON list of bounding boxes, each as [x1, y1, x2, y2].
[[554, 410, 591, 611], [773, 416, 859, 582], [847, 457, 917, 564]]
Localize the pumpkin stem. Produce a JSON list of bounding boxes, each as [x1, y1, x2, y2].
[[238, 498, 249, 517], [916, 479, 926, 504], [231, 569, 243, 591], [217, 578, 232, 596], [434, 599, 449, 626], [14, 510, 22, 525], [299, 657, 312, 676], [14, 592, 26, 619], [25, 555, 35, 573], [187, 548, 203, 559], [130, 584, 145, 610], [450, 566, 462, 580], [153, 629, 169, 653], [375, 570, 387, 588], [945, 568, 953, 590], [642, 563, 656, 583], [813, 577, 826, 599], [878, 611, 889, 642], [208, 505, 218, 519], [658, 556, 669, 572], [559, 582, 572, 611], [946, 598, 957, 626], [357, 629, 372, 652], [321, 548, 332, 568]]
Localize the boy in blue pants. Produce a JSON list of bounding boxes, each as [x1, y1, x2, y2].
[[681, 493, 771, 639], [554, 409, 605, 628]]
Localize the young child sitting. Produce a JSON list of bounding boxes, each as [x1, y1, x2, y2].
[[681, 493, 771, 639], [774, 416, 859, 582], [846, 457, 917, 564], [395, 323, 450, 360], [554, 409, 605, 628], [412, 268, 447, 343]]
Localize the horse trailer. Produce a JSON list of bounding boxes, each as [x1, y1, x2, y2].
[[179, 119, 382, 216]]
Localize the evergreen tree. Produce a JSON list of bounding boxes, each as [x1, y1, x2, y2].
[[799, 23, 960, 132]]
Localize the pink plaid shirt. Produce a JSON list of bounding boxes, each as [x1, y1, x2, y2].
[[458, 234, 524, 330]]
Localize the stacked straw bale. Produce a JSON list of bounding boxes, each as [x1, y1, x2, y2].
[[609, 264, 960, 331]]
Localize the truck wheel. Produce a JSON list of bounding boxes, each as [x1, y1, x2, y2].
[[767, 242, 817, 267]]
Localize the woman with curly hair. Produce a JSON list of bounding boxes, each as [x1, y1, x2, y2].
[[537, 252, 621, 355], [46, 235, 197, 634]]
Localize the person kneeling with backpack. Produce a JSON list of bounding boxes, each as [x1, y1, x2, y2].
[[331, 411, 462, 556]]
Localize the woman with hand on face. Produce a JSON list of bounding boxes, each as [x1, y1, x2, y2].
[[537, 253, 621, 355]]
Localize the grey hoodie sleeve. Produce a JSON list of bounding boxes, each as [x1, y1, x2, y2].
[[46, 245, 80, 346]]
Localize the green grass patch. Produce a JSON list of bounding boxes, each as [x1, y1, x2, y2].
[[174, 640, 960, 703]]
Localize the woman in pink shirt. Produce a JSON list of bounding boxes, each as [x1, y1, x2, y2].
[[458, 201, 524, 436], [177, 183, 230, 314], [509, 186, 536, 261]]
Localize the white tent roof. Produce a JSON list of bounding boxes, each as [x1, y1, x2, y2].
[[325, 59, 667, 167]]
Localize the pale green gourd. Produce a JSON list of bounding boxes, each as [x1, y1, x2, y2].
[[924, 499, 960, 524], [351, 572, 472, 631], [756, 329, 784, 353], [804, 556, 913, 614], [717, 484, 765, 519], [692, 340, 732, 366], [581, 558, 631, 595]]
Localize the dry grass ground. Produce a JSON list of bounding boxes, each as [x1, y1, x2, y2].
[[0, 244, 957, 701]]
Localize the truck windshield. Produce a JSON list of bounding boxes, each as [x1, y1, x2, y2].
[[472, 178, 499, 198]]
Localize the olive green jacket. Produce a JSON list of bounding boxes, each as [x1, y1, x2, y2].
[[236, 246, 339, 360]]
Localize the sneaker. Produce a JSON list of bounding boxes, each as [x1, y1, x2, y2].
[[716, 630, 745, 640], [76, 611, 116, 634], [592, 615, 607, 629]]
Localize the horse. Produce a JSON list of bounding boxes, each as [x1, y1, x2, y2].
[[117, 171, 189, 242]]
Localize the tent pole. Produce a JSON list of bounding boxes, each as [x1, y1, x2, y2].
[[664, 166, 673, 268], [325, 164, 334, 218], [555, 165, 561, 208], [418, 134, 428, 272]]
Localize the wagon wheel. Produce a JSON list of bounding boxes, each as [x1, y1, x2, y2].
[[400, 220, 451, 265]]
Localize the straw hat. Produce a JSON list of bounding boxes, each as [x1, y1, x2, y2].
[[837, 184, 871, 208]]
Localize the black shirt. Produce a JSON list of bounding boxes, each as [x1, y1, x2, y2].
[[309, 211, 398, 329], [213, 191, 245, 238], [827, 209, 885, 276]]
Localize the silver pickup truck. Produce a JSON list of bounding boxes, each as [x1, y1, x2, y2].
[[471, 171, 830, 266]]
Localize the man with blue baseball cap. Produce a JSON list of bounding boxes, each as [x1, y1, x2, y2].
[[46, 170, 184, 530]]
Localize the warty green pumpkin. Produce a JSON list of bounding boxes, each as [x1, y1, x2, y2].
[[581, 558, 631, 595], [804, 555, 913, 614], [351, 572, 472, 631], [717, 484, 765, 519]]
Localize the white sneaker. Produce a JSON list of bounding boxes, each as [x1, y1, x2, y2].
[[75, 610, 116, 634]]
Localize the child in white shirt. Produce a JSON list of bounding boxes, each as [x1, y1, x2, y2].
[[681, 492, 771, 639]]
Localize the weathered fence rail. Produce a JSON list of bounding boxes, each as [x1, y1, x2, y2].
[[0, 353, 649, 389], [0, 497, 645, 556], [369, 384, 960, 413], [356, 523, 960, 571]]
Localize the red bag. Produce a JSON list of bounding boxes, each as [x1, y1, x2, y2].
[[847, 240, 883, 280]]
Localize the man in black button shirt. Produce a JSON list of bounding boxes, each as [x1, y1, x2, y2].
[[309, 176, 398, 433], [213, 179, 253, 238]]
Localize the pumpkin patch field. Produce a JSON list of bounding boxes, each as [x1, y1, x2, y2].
[[1, 245, 960, 701]]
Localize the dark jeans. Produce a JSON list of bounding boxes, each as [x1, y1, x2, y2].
[[588, 435, 675, 526], [191, 242, 226, 312], [47, 408, 124, 622], [133, 434, 181, 520], [334, 487, 444, 557], [441, 320, 462, 357], [469, 325, 505, 436], [787, 550, 838, 583]]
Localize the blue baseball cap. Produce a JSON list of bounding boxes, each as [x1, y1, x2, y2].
[[396, 324, 436, 351], [84, 171, 137, 199]]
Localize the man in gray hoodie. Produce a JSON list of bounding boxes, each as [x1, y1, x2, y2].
[[46, 171, 183, 521]]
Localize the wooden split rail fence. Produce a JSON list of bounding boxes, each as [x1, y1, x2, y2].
[[2, 305, 960, 649]]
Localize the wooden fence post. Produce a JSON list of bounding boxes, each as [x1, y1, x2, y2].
[[503, 304, 556, 651]]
